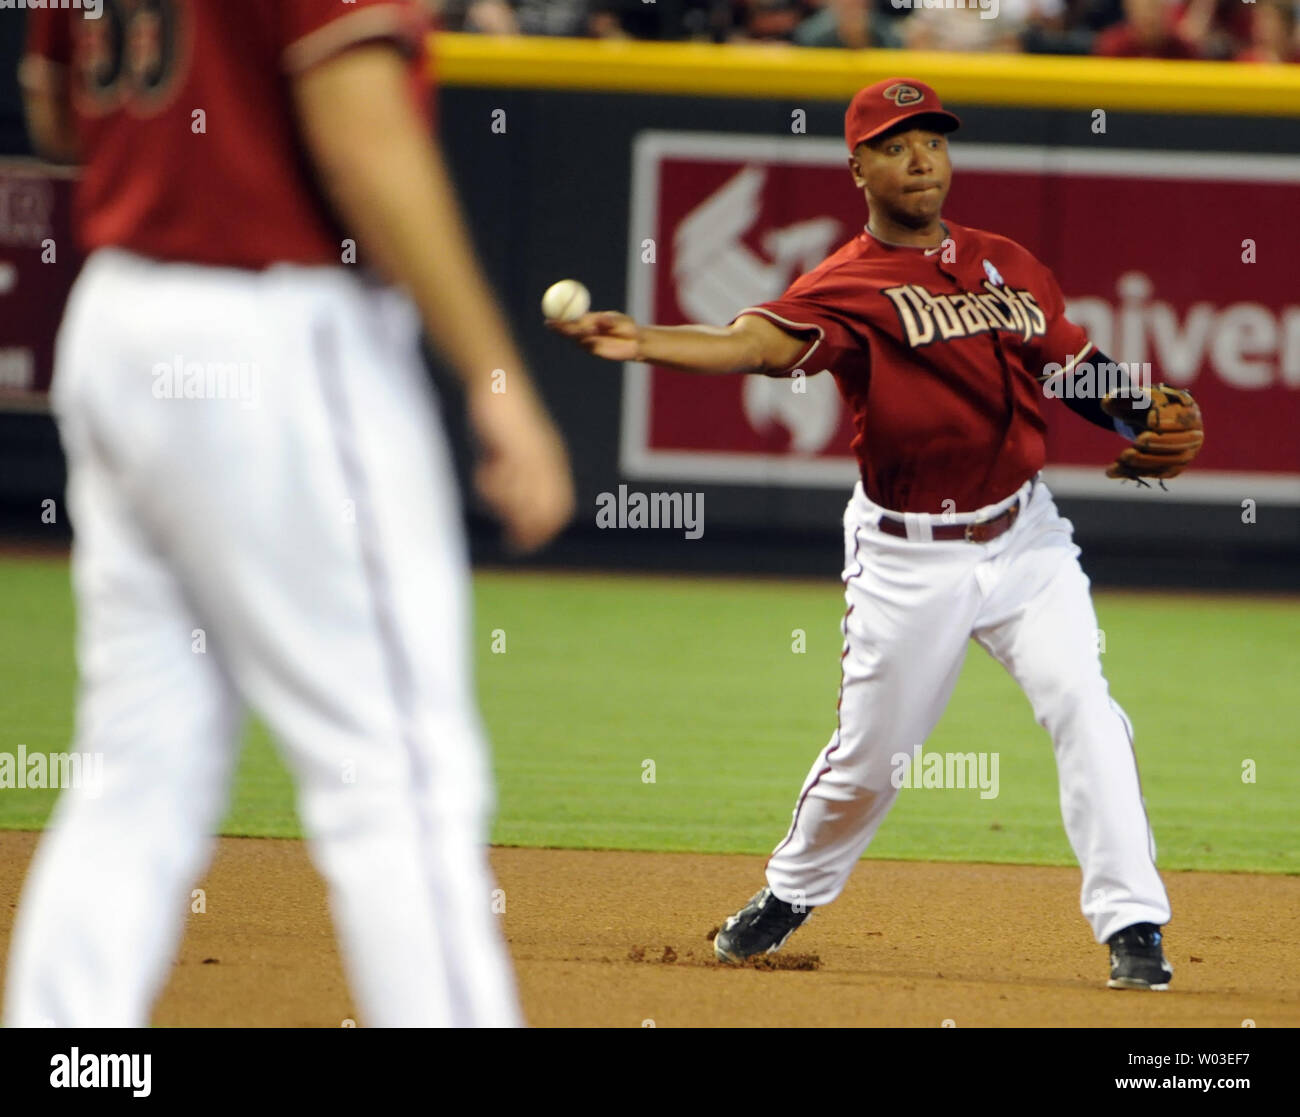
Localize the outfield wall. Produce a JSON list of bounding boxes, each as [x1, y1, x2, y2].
[[1, 34, 1298, 585]]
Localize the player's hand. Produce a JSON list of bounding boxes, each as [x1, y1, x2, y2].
[[546, 311, 641, 362], [468, 383, 575, 553]]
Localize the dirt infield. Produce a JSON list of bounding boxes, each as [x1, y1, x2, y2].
[[0, 831, 1296, 1027]]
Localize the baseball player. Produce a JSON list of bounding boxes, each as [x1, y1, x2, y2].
[[7, 0, 573, 1027], [553, 79, 1203, 990]]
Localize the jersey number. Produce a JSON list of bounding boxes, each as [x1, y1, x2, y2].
[[79, 0, 183, 113]]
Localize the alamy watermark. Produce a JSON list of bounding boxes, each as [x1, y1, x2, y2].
[[596, 484, 703, 540], [1, 745, 103, 797], [1041, 360, 1152, 404], [890, 0, 1000, 19], [152, 356, 260, 409], [0, 0, 103, 18], [890, 745, 1000, 799], [49, 1048, 150, 1097]]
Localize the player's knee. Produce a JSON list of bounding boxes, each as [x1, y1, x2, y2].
[[1033, 675, 1111, 733], [298, 776, 422, 848]]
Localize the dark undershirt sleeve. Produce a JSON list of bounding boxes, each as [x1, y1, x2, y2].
[[1056, 349, 1142, 438]]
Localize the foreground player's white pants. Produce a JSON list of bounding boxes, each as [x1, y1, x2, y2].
[[4, 249, 521, 1027], [766, 479, 1171, 944]]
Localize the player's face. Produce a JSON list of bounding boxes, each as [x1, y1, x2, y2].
[[850, 128, 952, 231]]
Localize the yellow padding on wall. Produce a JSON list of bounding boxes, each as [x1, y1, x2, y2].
[[431, 33, 1300, 117]]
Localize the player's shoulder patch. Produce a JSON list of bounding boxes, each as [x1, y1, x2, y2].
[[953, 223, 1047, 287]]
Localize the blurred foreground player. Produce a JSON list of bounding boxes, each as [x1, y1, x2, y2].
[[7, 0, 573, 1026]]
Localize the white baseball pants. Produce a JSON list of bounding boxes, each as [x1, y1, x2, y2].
[[4, 248, 521, 1027], [765, 478, 1171, 944]]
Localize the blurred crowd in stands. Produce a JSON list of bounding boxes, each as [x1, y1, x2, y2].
[[435, 0, 1300, 61]]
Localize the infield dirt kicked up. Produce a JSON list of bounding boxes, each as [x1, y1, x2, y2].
[[0, 832, 1296, 1027]]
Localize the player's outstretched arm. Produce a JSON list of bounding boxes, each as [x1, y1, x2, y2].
[[292, 44, 573, 552], [548, 311, 808, 376]]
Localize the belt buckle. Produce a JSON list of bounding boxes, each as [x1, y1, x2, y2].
[[966, 498, 1020, 544]]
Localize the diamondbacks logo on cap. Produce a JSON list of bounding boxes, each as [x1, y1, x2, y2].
[[883, 83, 924, 107]]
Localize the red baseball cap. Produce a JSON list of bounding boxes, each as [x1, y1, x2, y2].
[[844, 78, 961, 151]]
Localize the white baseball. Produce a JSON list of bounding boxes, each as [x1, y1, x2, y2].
[[541, 279, 591, 322]]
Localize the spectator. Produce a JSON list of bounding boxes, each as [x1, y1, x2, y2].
[[1236, 0, 1300, 61], [794, 0, 903, 47], [446, 0, 591, 36], [1005, 0, 1073, 45], [589, 1, 729, 39], [1016, 0, 1100, 53], [441, 1, 514, 33], [586, 4, 633, 38], [1175, 0, 1253, 60], [439, 1, 511, 33], [731, 1, 813, 41], [439, 0, 1295, 55], [517, 0, 593, 35], [446, 0, 730, 39], [1094, 0, 1197, 56], [1071, 0, 1126, 33]]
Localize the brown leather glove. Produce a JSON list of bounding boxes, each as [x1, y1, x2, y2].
[[1101, 384, 1204, 483]]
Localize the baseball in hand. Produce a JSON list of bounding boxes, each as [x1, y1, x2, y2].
[[541, 279, 591, 322]]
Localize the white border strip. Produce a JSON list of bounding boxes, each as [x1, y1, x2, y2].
[[618, 133, 1300, 502], [0, 392, 52, 416], [0, 157, 79, 180], [623, 131, 1300, 182], [1042, 466, 1300, 504], [951, 144, 1300, 183], [616, 133, 661, 483]]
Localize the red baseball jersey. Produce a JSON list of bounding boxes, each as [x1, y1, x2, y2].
[[737, 219, 1094, 514], [21, 0, 432, 269]]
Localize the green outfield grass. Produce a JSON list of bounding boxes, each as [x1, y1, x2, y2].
[[1, 556, 1296, 873]]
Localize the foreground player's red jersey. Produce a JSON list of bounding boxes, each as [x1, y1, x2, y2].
[[22, 0, 431, 269], [738, 219, 1094, 513]]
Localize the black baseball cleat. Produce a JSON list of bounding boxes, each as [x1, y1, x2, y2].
[[713, 886, 811, 964], [1107, 922, 1173, 990]]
